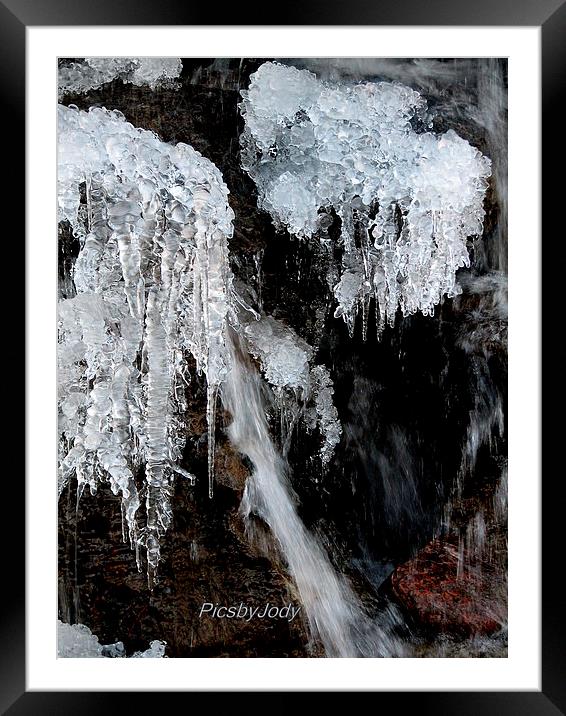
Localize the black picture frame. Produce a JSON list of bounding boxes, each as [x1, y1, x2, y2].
[[8, 0, 562, 709]]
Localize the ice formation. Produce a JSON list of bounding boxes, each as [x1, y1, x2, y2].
[[58, 57, 182, 98], [58, 105, 234, 583], [240, 312, 341, 464], [56, 59, 506, 659], [57, 620, 166, 658], [131, 640, 168, 658], [58, 101, 344, 590], [308, 364, 342, 465], [240, 62, 492, 335], [244, 315, 312, 392]]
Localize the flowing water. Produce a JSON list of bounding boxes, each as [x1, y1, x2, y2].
[[222, 332, 403, 657]]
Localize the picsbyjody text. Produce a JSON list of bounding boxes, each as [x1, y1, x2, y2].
[[198, 602, 302, 622]]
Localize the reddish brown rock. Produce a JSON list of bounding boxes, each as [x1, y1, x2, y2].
[[391, 539, 505, 636]]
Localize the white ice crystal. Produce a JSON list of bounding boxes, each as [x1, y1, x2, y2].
[[58, 105, 234, 583], [58, 57, 182, 97], [57, 620, 166, 658], [57, 621, 109, 658], [308, 364, 342, 465], [131, 640, 168, 658], [244, 315, 312, 392], [240, 62, 492, 335]]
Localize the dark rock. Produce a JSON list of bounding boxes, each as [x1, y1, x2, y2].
[[58, 476, 312, 657]]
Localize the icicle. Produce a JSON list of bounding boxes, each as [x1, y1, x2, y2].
[[58, 105, 235, 583], [110, 190, 145, 321], [172, 465, 196, 486], [206, 383, 218, 498], [253, 249, 264, 312], [144, 286, 172, 582]]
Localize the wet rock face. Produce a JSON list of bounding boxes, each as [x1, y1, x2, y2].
[[58, 476, 312, 657], [390, 538, 506, 637]]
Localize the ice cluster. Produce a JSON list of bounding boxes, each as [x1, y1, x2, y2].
[[244, 315, 312, 392], [58, 105, 234, 583], [57, 620, 166, 658], [241, 312, 341, 464], [308, 364, 342, 465], [58, 57, 182, 98], [240, 62, 492, 335], [131, 640, 168, 658]]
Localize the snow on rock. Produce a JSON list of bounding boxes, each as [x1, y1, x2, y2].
[[240, 62, 492, 335]]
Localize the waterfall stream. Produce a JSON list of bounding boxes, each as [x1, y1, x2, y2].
[[222, 333, 402, 657]]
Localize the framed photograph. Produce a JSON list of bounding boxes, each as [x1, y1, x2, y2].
[[8, 0, 560, 708]]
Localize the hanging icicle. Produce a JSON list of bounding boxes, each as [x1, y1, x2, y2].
[[57, 105, 234, 583]]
